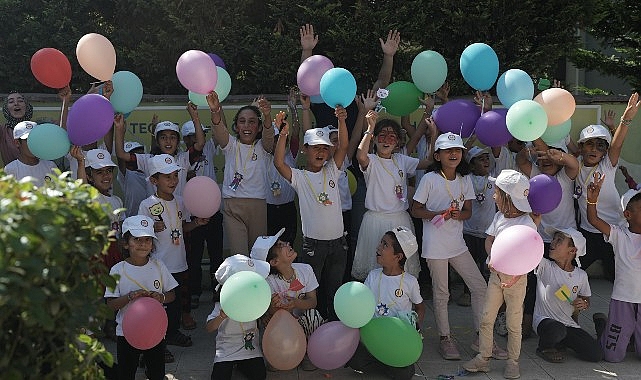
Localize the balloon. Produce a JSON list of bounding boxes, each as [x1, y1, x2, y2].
[[188, 91, 208, 107], [360, 317, 423, 367], [183, 176, 221, 218], [541, 119, 572, 145], [214, 67, 232, 101], [76, 33, 116, 81], [489, 225, 544, 275], [460, 43, 500, 91], [110, 71, 143, 114], [207, 53, 226, 69], [176, 50, 218, 94], [298, 55, 334, 96], [262, 310, 307, 370], [67, 94, 115, 146], [220, 271, 270, 323], [334, 282, 375, 328], [320, 68, 357, 108], [528, 174, 562, 214], [30, 48, 72, 89], [307, 321, 359, 370], [496, 69, 534, 108], [411, 50, 448, 94], [122, 297, 168, 350], [310, 94, 324, 104], [27, 123, 70, 160], [506, 100, 548, 142], [475, 109, 512, 147], [347, 170, 357, 196], [432, 99, 481, 137], [380, 81, 423, 116], [534, 88, 576, 125]]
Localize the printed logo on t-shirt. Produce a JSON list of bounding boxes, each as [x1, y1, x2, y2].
[[329, 180, 335, 188], [572, 285, 578, 294], [252, 153, 258, 161], [44, 175, 52, 183], [154, 280, 161, 290]]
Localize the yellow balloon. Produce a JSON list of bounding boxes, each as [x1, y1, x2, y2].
[[347, 170, 357, 196]]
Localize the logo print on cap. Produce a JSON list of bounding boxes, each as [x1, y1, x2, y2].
[[26, 124, 33, 130], [141, 219, 149, 227], [165, 157, 172, 164], [125, 143, 132, 149], [523, 189, 529, 197], [448, 134, 456, 140], [316, 130, 324, 137], [247, 259, 255, 267], [97, 152, 105, 159], [587, 127, 594, 133]]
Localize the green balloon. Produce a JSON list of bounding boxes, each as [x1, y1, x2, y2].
[[506, 99, 548, 141], [215, 67, 232, 102], [220, 271, 271, 322], [541, 118, 572, 145], [334, 281, 375, 328], [381, 81, 423, 116], [188, 91, 208, 107], [27, 123, 70, 160], [360, 317, 422, 367]]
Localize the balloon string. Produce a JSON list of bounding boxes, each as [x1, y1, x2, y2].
[[60, 96, 66, 127], [481, 98, 485, 115]]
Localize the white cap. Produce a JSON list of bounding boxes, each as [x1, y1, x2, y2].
[[214, 254, 270, 289], [465, 146, 490, 162], [181, 120, 209, 136], [491, 169, 532, 212], [621, 188, 641, 211], [544, 226, 586, 266], [434, 132, 466, 151], [85, 149, 117, 169], [578, 124, 612, 144], [250, 228, 285, 262], [304, 128, 333, 146], [14, 121, 36, 140], [121, 215, 157, 239], [146, 154, 183, 180], [389, 226, 418, 259], [547, 140, 568, 153], [154, 121, 180, 137], [124, 141, 144, 153]]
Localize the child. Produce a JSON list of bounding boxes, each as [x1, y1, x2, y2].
[[352, 110, 430, 280], [588, 176, 641, 362], [347, 227, 425, 380], [575, 93, 640, 281], [250, 228, 323, 371], [206, 254, 270, 380], [410, 132, 487, 360], [206, 91, 274, 256], [137, 154, 208, 353], [1, 91, 33, 165], [533, 227, 601, 363], [4, 121, 57, 187], [104, 215, 178, 380], [116, 141, 153, 217], [463, 169, 539, 379], [273, 108, 348, 321]]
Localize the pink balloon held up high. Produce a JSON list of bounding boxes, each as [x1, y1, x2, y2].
[[176, 50, 218, 94]]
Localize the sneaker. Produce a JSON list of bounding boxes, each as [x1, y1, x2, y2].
[[463, 354, 490, 373], [494, 311, 508, 337], [439, 337, 461, 360], [593, 312, 607, 340], [456, 292, 471, 307], [503, 359, 520, 379], [299, 355, 317, 371], [471, 336, 508, 360], [166, 331, 193, 347]]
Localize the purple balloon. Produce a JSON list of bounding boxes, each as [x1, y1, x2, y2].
[[207, 53, 226, 69], [433, 99, 481, 137], [475, 109, 512, 147], [67, 94, 115, 146], [297, 55, 334, 96], [307, 321, 360, 370], [528, 174, 562, 214]]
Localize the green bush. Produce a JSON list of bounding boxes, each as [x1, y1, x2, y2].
[[0, 170, 115, 379]]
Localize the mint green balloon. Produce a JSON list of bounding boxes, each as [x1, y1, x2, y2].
[[188, 67, 232, 108], [188, 91, 208, 107], [220, 271, 271, 322], [111, 71, 143, 114], [380, 81, 423, 116], [541, 119, 572, 145], [334, 282, 375, 328], [411, 50, 448, 94], [360, 317, 422, 367], [506, 100, 548, 141], [27, 123, 70, 160]]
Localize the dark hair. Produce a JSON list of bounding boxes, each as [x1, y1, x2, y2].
[[373, 119, 403, 139], [120, 231, 155, 258], [426, 149, 471, 176], [627, 192, 641, 211], [151, 130, 180, 155], [266, 244, 280, 275], [231, 105, 263, 139], [384, 231, 407, 267]]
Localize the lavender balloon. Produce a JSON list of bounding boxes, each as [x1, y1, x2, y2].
[[207, 53, 226, 69], [475, 109, 512, 147], [433, 99, 481, 137], [67, 94, 115, 146], [298, 55, 334, 96], [528, 174, 562, 214]]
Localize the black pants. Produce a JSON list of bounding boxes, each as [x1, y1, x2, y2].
[[267, 201, 298, 243], [579, 227, 615, 282], [117, 336, 165, 380], [166, 271, 189, 336], [188, 211, 223, 295], [342, 209, 354, 282], [210, 357, 266, 380], [537, 318, 602, 362], [347, 343, 415, 380]]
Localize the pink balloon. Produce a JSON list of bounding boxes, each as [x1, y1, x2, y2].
[[122, 297, 168, 350], [262, 310, 306, 370], [307, 321, 360, 370], [297, 55, 334, 96], [176, 50, 218, 94], [183, 176, 221, 218], [76, 33, 116, 81], [67, 94, 115, 146], [490, 225, 544, 276], [533, 88, 576, 125]]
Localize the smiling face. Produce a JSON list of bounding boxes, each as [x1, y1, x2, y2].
[[469, 153, 490, 176], [434, 147, 463, 170], [124, 235, 154, 260], [580, 138, 608, 166], [6, 93, 26, 119], [234, 108, 261, 144], [151, 171, 179, 198], [303, 144, 331, 172], [87, 166, 115, 195], [156, 130, 179, 155], [268, 240, 297, 267], [375, 126, 398, 158]]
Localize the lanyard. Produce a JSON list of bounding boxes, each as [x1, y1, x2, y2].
[[234, 141, 256, 175], [376, 271, 405, 316], [440, 170, 464, 205], [122, 259, 163, 292], [303, 167, 331, 205], [376, 154, 403, 183]]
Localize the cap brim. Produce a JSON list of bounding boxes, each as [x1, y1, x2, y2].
[[512, 197, 532, 213], [127, 228, 157, 239], [146, 165, 183, 180]]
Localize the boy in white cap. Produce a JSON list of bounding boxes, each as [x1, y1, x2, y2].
[[4, 121, 58, 187], [533, 227, 600, 363], [273, 107, 348, 321], [116, 141, 153, 217], [575, 93, 641, 282]]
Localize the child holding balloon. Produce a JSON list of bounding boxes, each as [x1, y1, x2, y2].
[[104, 215, 178, 380], [4, 121, 58, 187]]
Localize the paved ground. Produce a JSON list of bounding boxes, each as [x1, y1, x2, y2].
[[102, 277, 640, 380]]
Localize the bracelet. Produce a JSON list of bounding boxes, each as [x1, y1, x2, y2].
[[212, 119, 222, 126], [160, 292, 166, 303], [559, 153, 564, 162], [127, 292, 133, 301], [279, 133, 289, 137], [586, 200, 598, 205], [363, 131, 374, 137], [621, 118, 633, 126], [301, 107, 310, 111], [211, 107, 221, 114]]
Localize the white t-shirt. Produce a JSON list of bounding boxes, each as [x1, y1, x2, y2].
[[607, 225, 641, 303], [221, 135, 268, 199], [138, 195, 188, 273], [97, 192, 125, 237], [338, 157, 352, 212], [266, 263, 318, 317], [135, 151, 192, 197], [413, 171, 475, 259], [193, 139, 219, 181], [531, 166, 577, 242], [576, 154, 622, 232], [5, 159, 57, 187], [290, 159, 344, 240], [363, 153, 419, 213], [486, 212, 537, 238], [364, 268, 422, 318], [206, 303, 262, 363], [491, 146, 518, 176], [463, 174, 496, 238], [533, 258, 590, 330], [414, 137, 430, 186], [266, 150, 296, 205], [104, 258, 178, 337], [117, 169, 154, 217]]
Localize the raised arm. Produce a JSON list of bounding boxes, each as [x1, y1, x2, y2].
[[357, 110, 377, 170], [299, 93, 313, 133], [586, 174, 611, 237], [416, 117, 438, 170], [333, 106, 349, 169], [69, 146, 87, 183], [372, 30, 400, 92], [206, 91, 230, 149], [610, 92, 641, 166], [57, 85, 72, 130], [114, 114, 134, 162], [186, 101, 206, 153], [257, 97, 275, 153], [273, 112, 292, 182], [299, 24, 318, 63], [351, 90, 377, 159]]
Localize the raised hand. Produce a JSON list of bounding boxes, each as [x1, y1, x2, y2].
[[300, 24, 318, 51], [435, 82, 450, 103], [474, 91, 492, 112], [587, 172, 605, 202], [622, 92, 641, 122], [206, 91, 221, 112], [361, 89, 378, 111], [601, 109, 616, 130], [186, 101, 199, 119], [380, 29, 400, 56]]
